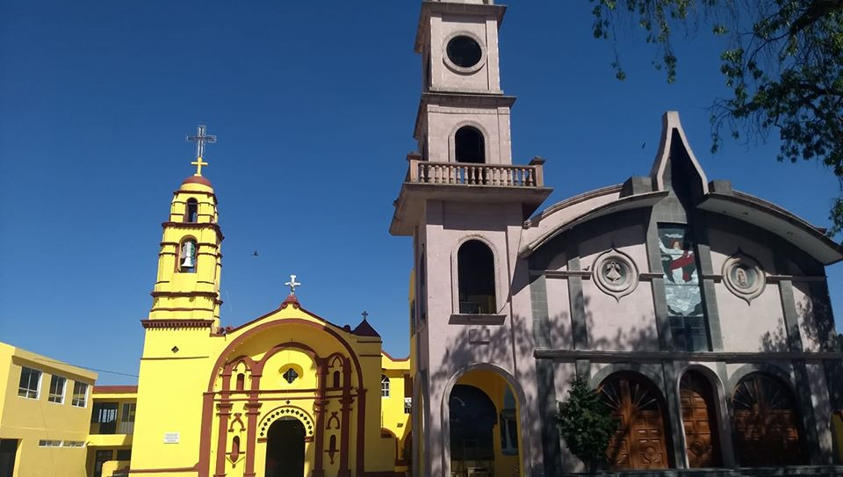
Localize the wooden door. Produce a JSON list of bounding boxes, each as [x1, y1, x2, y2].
[[733, 374, 803, 467], [680, 372, 721, 467], [601, 375, 669, 470]]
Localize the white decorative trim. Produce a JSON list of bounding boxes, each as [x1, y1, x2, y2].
[[722, 251, 766, 304], [592, 248, 639, 301]]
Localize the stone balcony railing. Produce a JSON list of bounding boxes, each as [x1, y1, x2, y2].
[[406, 157, 545, 188]]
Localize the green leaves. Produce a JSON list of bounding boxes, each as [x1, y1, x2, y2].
[[557, 375, 617, 473]]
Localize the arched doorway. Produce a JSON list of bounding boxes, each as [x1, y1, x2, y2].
[[450, 384, 497, 475], [447, 369, 523, 477], [265, 418, 306, 477], [600, 373, 670, 470], [732, 373, 803, 466], [679, 371, 721, 467]]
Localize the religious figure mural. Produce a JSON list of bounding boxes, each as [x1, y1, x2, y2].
[[722, 252, 766, 304], [592, 249, 639, 301], [658, 225, 708, 350]]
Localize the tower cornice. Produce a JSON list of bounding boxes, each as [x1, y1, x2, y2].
[[415, 2, 507, 54], [160, 221, 225, 243], [414, 92, 516, 140]]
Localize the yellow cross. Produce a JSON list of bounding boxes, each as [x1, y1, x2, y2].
[[191, 156, 209, 176]]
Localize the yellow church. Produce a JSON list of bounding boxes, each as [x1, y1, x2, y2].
[[126, 144, 412, 477]]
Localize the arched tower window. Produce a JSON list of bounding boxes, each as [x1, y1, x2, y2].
[[179, 239, 197, 273], [455, 126, 485, 164], [381, 375, 390, 397], [185, 198, 198, 223], [333, 370, 341, 388], [458, 240, 496, 314], [236, 373, 245, 392]]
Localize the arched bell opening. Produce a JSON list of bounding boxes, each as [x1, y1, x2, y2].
[[732, 372, 804, 467], [265, 417, 306, 477], [447, 369, 522, 477], [454, 126, 485, 164], [679, 370, 722, 467], [599, 372, 671, 470], [185, 198, 198, 223]]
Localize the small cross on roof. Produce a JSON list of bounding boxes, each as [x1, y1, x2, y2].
[[285, 274, 301, 295]]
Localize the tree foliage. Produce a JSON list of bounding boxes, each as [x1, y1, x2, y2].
[[590, 0, 843, 236], [557, 375, 617, 473]]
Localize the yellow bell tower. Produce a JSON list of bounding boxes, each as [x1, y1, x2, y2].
[[146, 125, 223, 328]]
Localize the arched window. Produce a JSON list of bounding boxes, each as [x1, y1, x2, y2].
[[458, 240, 496, 314], [600, 373, 669, 470], [185, 198, 198, 223], [333, 370, 341, 388], [236, 373, 245, 392], [455, 126, 485, 164], [732, 373, 803, 466], [381, 375, 390, 397], [179, 239, 197, 273]]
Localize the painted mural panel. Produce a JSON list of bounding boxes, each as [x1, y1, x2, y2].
[[658, 225, 709, 351]]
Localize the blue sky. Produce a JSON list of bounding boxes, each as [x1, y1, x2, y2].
[[1, 1, 840, 384]]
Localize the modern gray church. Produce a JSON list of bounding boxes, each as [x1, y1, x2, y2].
[[391, 0, 843, 475]]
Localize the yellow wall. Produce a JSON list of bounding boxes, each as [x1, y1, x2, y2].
[[131, 297, 412, 477], [381, 354, 411, 471], [0, 342, 97, 477]]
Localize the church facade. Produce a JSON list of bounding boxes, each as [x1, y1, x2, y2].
[[391, 1, 843, 476], [125, 170, 412, 477]]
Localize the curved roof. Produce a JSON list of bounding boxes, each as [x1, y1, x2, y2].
[[521, 111, 843, 265]]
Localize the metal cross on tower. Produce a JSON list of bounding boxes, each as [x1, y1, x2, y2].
[[361, 311, 369, 321], [186, 125, 216, 176], [285, 275, 302, 295]]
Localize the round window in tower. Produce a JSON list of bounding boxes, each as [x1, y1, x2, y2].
[[446, 35, 483, 69]]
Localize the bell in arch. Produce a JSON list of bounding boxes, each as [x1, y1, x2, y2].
[[180, 241, 196, 269]]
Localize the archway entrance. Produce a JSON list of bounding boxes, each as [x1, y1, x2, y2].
[[265, 418, 305, 477], [732, 373, 803, 466], [600, 373, 669, 470], [448, 370, 522, 477]]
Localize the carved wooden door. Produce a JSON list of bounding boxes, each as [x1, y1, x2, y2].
[[601, 375, 669, 470], [733, 374, 802, 467], [680, 372, 720, 467]]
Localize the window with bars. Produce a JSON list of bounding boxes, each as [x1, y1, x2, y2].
[[119, 402, 137, 435], [48, 375, 66, 403], [381, 375, 390, 398], [17, 367, 41, 399], [71, 382, 88, 407]]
